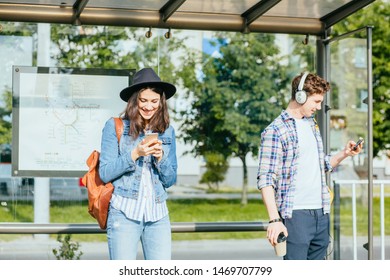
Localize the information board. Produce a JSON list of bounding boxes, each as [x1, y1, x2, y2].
[[12, 66, 135, 177]]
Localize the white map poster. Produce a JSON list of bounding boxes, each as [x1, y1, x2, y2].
[[12, 66, 134, 177]]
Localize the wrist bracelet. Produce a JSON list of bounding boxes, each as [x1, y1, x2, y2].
[[269, 218, 283, 224]]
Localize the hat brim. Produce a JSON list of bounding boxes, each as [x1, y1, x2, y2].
[[120, 81, 176, 102]]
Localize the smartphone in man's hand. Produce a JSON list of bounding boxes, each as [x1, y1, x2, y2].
[[353, 137, 364, 151]]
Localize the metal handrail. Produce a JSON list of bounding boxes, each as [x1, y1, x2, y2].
[[333, 179, 389, 260], [0, 221, 268, 234]]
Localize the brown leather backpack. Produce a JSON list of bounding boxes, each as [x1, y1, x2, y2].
[[81, 117, 123, 229]]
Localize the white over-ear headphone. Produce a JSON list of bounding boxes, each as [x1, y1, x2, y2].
[[295, 71, 309, 105]]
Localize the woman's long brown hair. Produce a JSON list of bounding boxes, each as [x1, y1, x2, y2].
[[122, 87, 170, 139]]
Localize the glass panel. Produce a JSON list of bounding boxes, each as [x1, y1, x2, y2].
[[263, 0, 352, 18], [179, 0, 259, 14], [0, 21, 318, 259], [329, 29, 370, 260], [0, 0, 73, 5], [90, 0, 170, 10]]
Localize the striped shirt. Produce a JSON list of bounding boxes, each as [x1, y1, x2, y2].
[[110, 156, 169, 222], [257, 110, 332, 219]]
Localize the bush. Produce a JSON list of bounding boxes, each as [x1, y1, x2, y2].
[[200, 152, 229, 191], [52, 234, 83, 260]]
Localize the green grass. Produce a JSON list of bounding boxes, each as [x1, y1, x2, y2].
[[169, 198, 268, 241], [334, 197, 390, 236], [1, 197, 389, 243]]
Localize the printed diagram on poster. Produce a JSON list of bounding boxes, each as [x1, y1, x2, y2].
[[12, 66, 134, 177]]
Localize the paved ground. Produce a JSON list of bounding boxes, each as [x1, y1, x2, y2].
[[1, 236, 389, 260], [0, 236, 279, 260]]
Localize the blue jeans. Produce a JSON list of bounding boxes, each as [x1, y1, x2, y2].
[[107, 206, 172, 260], [284, 209, 330, 260]]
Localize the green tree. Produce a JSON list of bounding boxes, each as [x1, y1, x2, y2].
[[177, 32, 289, 205], [200, 152, 229, 191], [332, 0, 390, 157], [51, 25, 127, 69], [0, 88, 12, 145], [0, 22, 37, 146], [50, 25, 197, 85]]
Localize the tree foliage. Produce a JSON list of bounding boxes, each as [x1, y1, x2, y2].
[[0, 88, 12, 145], [50, 25, 197, 87], [0, 23, 37, 146], [332, 0, 390, 157], [177, 32, 289, 204], [199, 152, 229, 191]]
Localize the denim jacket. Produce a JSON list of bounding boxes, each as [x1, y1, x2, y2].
[[99, 117, 177, 203]]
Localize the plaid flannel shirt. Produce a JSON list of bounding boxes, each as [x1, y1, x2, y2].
[[257, 110, 332, 219]]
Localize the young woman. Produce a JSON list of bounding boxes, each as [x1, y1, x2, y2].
[[99, 68, 177, 260]]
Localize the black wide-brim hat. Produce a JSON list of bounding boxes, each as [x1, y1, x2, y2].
[[120, 68, 176, 102]]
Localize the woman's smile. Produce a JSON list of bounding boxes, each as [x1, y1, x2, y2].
[[138, 89, 160, 120]]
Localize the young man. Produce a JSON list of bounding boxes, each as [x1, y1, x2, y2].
[[257, 72, 364, 260]]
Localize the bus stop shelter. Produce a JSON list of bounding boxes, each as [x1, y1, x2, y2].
[[0, 0, 376, 259]]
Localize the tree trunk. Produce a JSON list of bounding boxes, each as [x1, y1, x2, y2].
[[240, 155, 248, 205]]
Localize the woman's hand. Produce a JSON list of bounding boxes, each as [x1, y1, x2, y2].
[[151, 140, 164, 162], [132, 139, 163, 161]]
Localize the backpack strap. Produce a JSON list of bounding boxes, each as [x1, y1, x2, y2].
[[113, 117, 124, 144]]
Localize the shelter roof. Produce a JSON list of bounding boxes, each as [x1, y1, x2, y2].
[[0, 0, 375, 35]]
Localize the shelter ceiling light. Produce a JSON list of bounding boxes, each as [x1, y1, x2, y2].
[[302, 34, 309, 45], [145, 27, 152, 38], [164, 28, 172, 39]]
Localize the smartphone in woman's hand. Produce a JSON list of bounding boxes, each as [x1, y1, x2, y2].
[[145, 133, 158, 146]]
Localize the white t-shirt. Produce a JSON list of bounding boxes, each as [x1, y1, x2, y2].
[[293, 118, 322, 210]]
